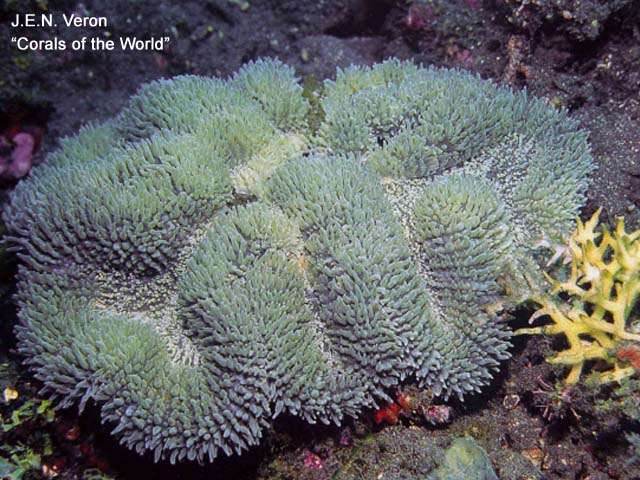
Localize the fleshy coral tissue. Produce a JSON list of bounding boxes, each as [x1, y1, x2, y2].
[[2, 59, 593, 463]]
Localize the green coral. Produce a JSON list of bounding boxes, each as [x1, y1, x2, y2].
[[2, 59, 592, 463]]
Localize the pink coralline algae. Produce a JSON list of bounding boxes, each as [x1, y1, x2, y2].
[[302, 449, 325, 470], [424, 404, 452, 424], [0, 131, 35, 180]]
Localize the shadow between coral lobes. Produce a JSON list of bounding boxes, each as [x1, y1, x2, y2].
[[80, 403, 265, 479]]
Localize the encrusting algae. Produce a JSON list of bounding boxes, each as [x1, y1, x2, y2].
[[518, 208, 640, 385]]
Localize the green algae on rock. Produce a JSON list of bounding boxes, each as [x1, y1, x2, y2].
[[428, 436, 498, 480], [2, 59, 592, 463]]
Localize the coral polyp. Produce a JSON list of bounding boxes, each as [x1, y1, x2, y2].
[[3, 59, 592, 462]]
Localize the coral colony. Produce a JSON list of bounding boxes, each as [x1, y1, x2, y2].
[[3, 59, 592, 463], [518, 209, 640, 385]]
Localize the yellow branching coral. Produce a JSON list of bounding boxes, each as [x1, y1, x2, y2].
[[517, 208, 640, 384]]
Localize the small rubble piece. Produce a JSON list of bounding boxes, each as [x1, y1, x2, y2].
[[338, 428, 352, 447], [503, 35, 530, 87], [3, 386, 19, 403]]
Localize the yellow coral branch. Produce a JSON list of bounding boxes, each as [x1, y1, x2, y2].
[[517, 209, 640, 385]]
